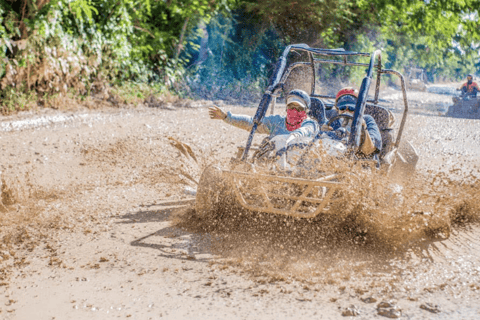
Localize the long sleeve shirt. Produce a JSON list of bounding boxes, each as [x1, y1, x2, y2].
[[460, 81, 479, 95], [223, 112, 319, 138], [329, 114, 382, 153]]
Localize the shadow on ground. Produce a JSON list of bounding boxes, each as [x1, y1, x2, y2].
[[121, 202, 215, 262]]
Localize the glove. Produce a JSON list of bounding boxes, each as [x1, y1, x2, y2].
[[269, 135, 287, 152], [285, 134, 298, 147]]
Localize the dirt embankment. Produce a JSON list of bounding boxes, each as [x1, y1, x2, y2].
[[1, 94, 480, 319]]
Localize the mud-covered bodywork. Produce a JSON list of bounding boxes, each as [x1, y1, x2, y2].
[[196, 44, 419, 220], [446, 96, 480, 119]]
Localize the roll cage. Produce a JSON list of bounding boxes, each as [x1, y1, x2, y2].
[[240, 44, 409, 162]]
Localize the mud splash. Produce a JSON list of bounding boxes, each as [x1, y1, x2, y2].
[[179, 140, 480, 246], [0, 171, 68, 287], [173, 136, 480, 300]]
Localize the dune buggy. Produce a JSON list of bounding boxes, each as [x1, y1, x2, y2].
[[196, 44, 421, 222]]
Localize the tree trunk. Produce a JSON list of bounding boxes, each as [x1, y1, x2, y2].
[[175, 17, 190, 63]]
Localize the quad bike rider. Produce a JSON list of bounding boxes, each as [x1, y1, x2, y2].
[[455, 74, 479, 101], [448, 74, 480, 118]]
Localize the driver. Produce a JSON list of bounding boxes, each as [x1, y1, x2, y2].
[[208, 89, 319, 145], [320, 87, 382, 156], [458, 74, 479, 98]]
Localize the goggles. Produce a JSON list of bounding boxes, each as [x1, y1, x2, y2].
[[286, 95, 307, 111], [338, 105, 356, 112], [287, 103, 305, 112]]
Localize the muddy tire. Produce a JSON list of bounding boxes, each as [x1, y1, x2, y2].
[[195, 165, 227, 219]]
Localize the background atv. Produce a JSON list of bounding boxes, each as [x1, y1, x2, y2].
[[405, 67, 428, 92], [196, 44, 425, 228], [446, 95, 480, 119]]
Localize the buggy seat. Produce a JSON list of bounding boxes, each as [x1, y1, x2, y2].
[[308, 97, 327, 124], [364, 104, 395, 158]]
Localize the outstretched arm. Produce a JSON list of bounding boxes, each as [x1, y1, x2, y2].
[[208, 106, 271, 134], [289, 119, 319, 138]]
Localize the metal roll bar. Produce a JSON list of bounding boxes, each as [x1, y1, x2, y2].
[[240, 43, 409, 161]]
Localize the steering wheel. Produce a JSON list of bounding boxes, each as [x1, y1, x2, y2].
[[325, 114, 355, 141], [326, 114, 354, 128]]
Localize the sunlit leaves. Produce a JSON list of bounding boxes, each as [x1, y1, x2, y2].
[[1, 0, 479, 97], [70, 0, 99, 22]]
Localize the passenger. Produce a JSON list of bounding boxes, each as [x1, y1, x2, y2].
[[458, 74, 479, 98], [208, 89, 319, 145], [320, 87, 382, 156]]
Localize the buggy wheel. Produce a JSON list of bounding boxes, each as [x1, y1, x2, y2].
[[389, 140, 419, 183], [195, 165, 227, 219], [425, 222, 451, 240]]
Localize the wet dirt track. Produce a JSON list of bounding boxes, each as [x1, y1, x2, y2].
[[1, 97, 480, 319]]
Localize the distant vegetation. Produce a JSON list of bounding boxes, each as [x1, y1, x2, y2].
[[1, 0, 479, 112]]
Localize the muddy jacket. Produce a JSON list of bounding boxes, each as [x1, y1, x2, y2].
[[460, 81, 479, 95], [224, 112, 319, 138]]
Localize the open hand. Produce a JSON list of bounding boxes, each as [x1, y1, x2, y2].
[[208, 106, 227, 120]]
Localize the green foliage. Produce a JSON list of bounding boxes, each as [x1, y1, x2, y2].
[[185, 12, 285, 102], [70, 0, 98, 22], [110, 81, 167, 104], [0, 87, 37, 114], [242, 0, 356, 46], [1, 0, 480, 113], [0, 0, 238, 112], [0, 3, 19, 78], [356, 0, 480, 80]]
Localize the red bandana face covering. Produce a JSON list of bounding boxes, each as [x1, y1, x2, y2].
[[286, 109, 307, 131]]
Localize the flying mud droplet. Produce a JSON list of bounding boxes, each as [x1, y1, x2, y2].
[[377, 301, 402, 318], [377, 307, 402, 319], [341, 305, 360, 316], [361, 297, 377, 303], [420, 303, 441, 313]]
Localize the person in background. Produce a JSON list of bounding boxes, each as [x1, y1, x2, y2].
[[458, 74, 479, 99]]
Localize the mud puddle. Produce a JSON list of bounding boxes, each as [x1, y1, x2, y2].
[[1, 102, 480, 319]]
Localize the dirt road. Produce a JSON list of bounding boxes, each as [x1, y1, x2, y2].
[[1, 98, 480, 319]]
